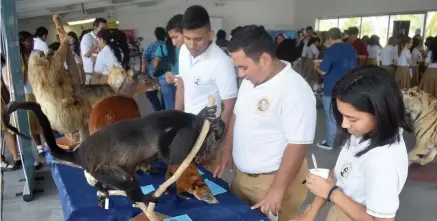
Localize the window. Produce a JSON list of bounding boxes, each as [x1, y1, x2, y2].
[[318, 19, 339, 31], [389, 14, 425, 38], [425, 11, 437, 37], [361, 16, 390, 46], [339, 17, 361, 36]]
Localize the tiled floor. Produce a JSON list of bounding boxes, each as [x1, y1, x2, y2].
[[2, 93, 437, 221]]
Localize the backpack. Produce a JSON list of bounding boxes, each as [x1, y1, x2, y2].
[[153, 45, 172, 77]]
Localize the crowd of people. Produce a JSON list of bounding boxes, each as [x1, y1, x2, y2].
[[1, 4, 437, 221]]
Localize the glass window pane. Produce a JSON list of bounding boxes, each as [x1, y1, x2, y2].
[[389, 14, 425, 37], [361, 16, 390, 46], [425, 11, 437, 38], [319, 19, 339, 31], [339, 17, 361, 36]]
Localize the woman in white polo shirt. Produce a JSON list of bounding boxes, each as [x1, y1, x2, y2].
[[293, 65, 410, 221], [94, 29, 123, 83]]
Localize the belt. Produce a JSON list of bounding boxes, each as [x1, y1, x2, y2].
[[246, 171, 277, 178]]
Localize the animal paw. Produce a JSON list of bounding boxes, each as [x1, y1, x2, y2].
[[198, 105, 217, 120]]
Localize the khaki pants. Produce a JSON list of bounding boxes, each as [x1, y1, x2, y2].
[[85, 73, 98, 84], [326, 205, 353, 221], [201, 152, 219, 174], [231, 158, 309, 221]]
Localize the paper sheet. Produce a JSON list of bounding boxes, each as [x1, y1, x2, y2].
[[140, 185, 155, 195], [204, 179, 227, 195], [164, 214, 193, 221]]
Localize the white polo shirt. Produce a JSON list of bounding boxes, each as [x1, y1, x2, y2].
[[179, 43, 238, 116], [334, 129, 408, 218], [80, 31, 98, 73], [94, 45, 122, 75], [33, 37, 49, 56], [232, 61, 317, 174]]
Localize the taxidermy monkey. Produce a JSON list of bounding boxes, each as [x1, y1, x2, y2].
[[2, 101, 225, 208], [166, 163, 218, 204], [28, 15, 158, 143], [27, 14, 91, 141]]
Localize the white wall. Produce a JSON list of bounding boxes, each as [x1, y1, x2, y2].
[[117, 0, 297, 48], [294, 0, 437, 29]]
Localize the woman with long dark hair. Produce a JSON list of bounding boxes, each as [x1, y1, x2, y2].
[[111, 29, 130, 70], [410, 37, 423, 86], [394, 35, 412, 89], [18, 31, 44, 160], [94, 29, 122, 83], [293, 65, 409, 221], [419, 37, 437, 97]]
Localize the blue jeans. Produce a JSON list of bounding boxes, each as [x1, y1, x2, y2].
[[158, 77, 176, 110], [322, 96, 336, 147], [146, 91, 163, 111]]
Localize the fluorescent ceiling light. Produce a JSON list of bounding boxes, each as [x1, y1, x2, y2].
[[116, 21, 119, 24], [67, 18, 95, 26]]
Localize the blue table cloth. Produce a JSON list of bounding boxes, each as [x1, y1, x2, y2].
[[44, 150, 267, 221]]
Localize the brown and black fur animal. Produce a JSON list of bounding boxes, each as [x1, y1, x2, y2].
[[401, 86, 437, 166], [166, 163, 218, 204], [2, 101, 224, 207]]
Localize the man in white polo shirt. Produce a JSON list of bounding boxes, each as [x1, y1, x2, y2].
[[214, 25, 317, 220], [173, 5, 238, 172], [80, 18, 107, 84]]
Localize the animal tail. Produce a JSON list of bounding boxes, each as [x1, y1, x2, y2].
[[2, 101, 75, 163]]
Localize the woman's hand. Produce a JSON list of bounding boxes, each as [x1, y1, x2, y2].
[[305, 173, 335, 199], [165, 72, 176, 84], [290, 211, 315, 221]]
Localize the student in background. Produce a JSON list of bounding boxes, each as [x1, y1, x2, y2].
[[366, 35, 381, 66], [94, 29, 123, 83], [33, 26, 49, 56], [216, 29, 230, 53], [293, 65, 409, 221], [347, 27, 368, 66], [301, 37, 321, 89], [142, 27, 166, 111], [153, 35, 178, 110], [165, 14, 185, 84], [378, 36, 398, 74], [419, 37, 437, 98], [80, 18, 108, 84], [315, 28, 357, 150], [395, 36, 413, 89], [410, 37, 423, 86]]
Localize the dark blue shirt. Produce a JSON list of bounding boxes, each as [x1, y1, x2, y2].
[[320, 43, 357, 96], [142, 40, 164, 76]]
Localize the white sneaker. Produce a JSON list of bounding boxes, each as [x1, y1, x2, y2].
[[317, 140, 334, 150]]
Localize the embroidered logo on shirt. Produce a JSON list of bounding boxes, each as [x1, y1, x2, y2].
[[339, 161, 352, 182], [256, 98, 270, 112], [194, 78, 201, 85]]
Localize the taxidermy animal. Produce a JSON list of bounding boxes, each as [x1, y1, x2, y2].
[[401, 87, 437, 166], [27, 15, 91, 141], [166, 163, 218, 204], [87, 67, 159, 134], [2, 101, 225, 208], [77, 66, 159, 109]]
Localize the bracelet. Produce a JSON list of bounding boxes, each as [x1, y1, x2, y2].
[[327, 186, 339, 202]]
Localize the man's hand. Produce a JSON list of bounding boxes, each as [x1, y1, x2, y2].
[[251, 186, 285, 216], [213, 145, 233, 178]]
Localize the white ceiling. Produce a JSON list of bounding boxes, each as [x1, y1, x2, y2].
[[16, 0, 240, 23]]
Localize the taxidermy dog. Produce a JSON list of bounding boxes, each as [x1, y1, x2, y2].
[[401, 87, 437, 166], [3, 101, 225, 207], [166, 163, 218, 204]]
